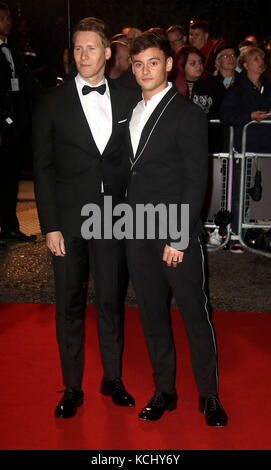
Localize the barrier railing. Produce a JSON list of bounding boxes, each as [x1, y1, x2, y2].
[[204, 120, 234, 250], [237, 120, 271, 258]]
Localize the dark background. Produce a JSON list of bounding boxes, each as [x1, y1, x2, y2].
[[7, 0, 271, 66]]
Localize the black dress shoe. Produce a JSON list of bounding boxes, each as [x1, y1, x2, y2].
[[55, 388, 84, 418], [100, 378, 135, 407], [0, 230, 36, 242], [199, 395, 228, 427], [139, 391, 178, 421]]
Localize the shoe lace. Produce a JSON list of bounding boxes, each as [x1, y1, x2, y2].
[[147, 391, 165, 408], [111, 379, 125, 391], [205, 395, 220, 412]]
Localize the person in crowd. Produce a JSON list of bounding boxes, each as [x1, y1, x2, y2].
[[171, 45, 220, 118], [220, 46, 271, 252], [0, 1, 40, 242], [220, 46, 271, 152], [105, 40, 130, 78], [33, 17, 140, 419], [125, 27, 227, 427], [244, 34, 258, 45], [189, 19, 215, 60], [125, 26, 142, 45], [263, 36, 271, 82], [166, 24, 187, 53], [111, 32, 129, 46]]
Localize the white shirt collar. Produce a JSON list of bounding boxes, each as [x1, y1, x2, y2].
[[0, 37, 8, 45], [75, 73, 110, 98], [140, 82, 173, 108]]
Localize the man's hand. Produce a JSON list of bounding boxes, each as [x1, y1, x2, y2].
[[251, 111, 269, 122], [46, 231, 66, 257], [162, 244, 184, 267]]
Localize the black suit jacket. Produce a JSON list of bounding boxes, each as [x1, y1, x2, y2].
[[33, 78, 140, 236], [125, 86, 208, 248]]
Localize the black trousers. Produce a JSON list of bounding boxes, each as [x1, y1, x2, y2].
[[0, 137, 21, 232], [126, 237, 218, 397], [52, 235, 128, 391]]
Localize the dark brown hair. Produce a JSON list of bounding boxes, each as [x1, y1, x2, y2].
[[72, 17, 111, 48], [130, 28, 172, 60]]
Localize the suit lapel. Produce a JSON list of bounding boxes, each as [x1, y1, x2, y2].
[[133, 86, 178, 164], [101, 79, 118, 157], [68, 79, 101, 156]]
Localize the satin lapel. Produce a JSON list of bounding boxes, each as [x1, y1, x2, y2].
[[134, 87, 178, 162], [69, 79, 101, 156], [102, 80, 118, 157], [127, 105, 136, 163]]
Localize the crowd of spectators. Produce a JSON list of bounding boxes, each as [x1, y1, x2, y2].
[[1, 3, 271, 251]]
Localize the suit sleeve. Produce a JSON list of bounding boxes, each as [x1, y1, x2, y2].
[[170, 104, 208, 249], [32, 94, 60, 235]]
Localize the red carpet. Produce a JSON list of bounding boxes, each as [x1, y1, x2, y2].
[[0, 302, 271, 450]]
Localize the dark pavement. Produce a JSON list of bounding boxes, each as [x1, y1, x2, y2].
[[1, 233, 270, 313]]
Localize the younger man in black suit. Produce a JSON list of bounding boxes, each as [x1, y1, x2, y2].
[[33, 17, 138, 418], [125, 29, 228, 426]]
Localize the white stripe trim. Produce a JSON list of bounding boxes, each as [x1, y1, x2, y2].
[[199, 237, 219, 388], [130, 92, 178, 169]]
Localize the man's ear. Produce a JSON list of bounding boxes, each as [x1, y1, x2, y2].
[[166, 56, 173, 73], [105, 47, 111, 61]]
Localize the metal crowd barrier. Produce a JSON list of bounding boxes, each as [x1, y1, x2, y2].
[[204, 120, 234, 251], [237, 120, 271, 258]]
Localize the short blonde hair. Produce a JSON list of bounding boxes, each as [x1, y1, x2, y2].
[[239, 46, 265, 67]]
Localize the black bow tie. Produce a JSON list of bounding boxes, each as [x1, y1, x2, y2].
[[0, 43, 9, 50], [82, 84, 106, 96]]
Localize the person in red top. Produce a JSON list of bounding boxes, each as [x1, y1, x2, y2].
[[189, 19, 215, 60]]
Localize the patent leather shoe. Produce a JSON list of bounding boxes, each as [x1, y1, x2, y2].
[[100, 378, 135, 407], [55, 388, 84, 418], [139, 391, 177, 421], [199, 395, 228, 427]]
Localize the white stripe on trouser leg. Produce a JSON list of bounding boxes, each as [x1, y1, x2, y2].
[[199, 238, 218, 388]]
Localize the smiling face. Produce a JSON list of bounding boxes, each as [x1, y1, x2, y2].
[[73, 30, 111, 85], [184, 52, 204, 81], [216, 48, 236, 74], [131, 46, 172, 101]]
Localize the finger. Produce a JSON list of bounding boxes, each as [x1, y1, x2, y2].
[[60, 237, 66, 255]]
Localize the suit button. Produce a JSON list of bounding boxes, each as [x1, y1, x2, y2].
[[132, 171, 137, 176]]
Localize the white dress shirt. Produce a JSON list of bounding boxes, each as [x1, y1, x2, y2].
[[75, 74, 112, 155], [129, 82, 173, 156]]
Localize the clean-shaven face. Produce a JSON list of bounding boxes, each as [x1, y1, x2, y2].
[[132, 47, 172, 100], [189, 28, 208, 50], [73, 30, 111, 85], [184, 52, 204, 81]]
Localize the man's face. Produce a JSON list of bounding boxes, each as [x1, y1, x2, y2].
[[167, 30, 185, 52], [0, 9, 11, 40], [117, 45, 130, 72], [132, 47, 172, 99], [73, 31, 111, 85], [189, 27, 208, 50]]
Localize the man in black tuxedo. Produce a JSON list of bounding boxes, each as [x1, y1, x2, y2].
[[33, 17, 139, 418], [125, 29, 228, 427], [0, 1, 39, 241]]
